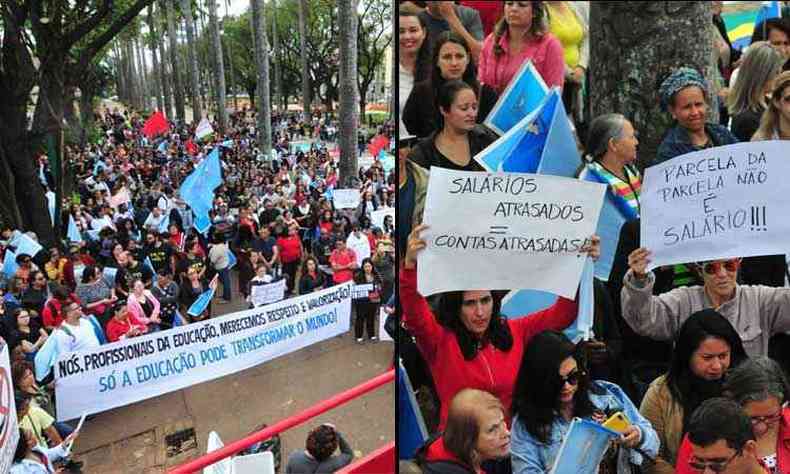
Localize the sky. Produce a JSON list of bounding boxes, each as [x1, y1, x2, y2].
[[225, 1, 251, 17]]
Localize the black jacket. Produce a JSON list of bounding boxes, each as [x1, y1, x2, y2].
[[407, 125, 497, 171], [403, 80, 498, 139]]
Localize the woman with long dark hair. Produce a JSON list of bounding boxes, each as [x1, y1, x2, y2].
[[399, 7, 432, 136], [403, 31, 499, 138], [510, 331, 658, 473], [639, 309, 748, 472], [353, 258, 383, 343]]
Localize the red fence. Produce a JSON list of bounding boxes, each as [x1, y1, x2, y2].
[[169, 369, 395, 473]]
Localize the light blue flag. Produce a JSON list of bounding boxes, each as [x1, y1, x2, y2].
[[188, 287, 216, 317], [34, 332, 61, 380], [157, 141, 168, 153], [3, 249, 18, 279], [475, 89, 580, 178], [102, 267, 118, 287], [549, 419, 618, 474], [484, 60, 549, 136], [220, 140, 234, 148], [179, 148, 223, 236], [158, 211, 170, 234], [563, 258, 595, 344], [173, 310, 184, 328], [380, 152, 395, 174], [755, 2, 781, 31], [14, 234, 43, 259], [227, 249, 237, 270], [46, 191, 56, 226], [67, 215, 82, 243], [398, 359, 429, 460], [501, 289, 557, 319], [86, 230, 101, 241]]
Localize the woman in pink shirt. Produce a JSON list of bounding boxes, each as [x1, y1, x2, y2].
[[478, 1, 565, 94]]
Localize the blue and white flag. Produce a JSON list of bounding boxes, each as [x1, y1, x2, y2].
[[227, 249, 237, 270], [475, 89, 580, 178], [158, 211, 170, 234], [86, 230, 101, 241], [398, 359, 429, 460], [2, 249, 18, 279], [187, 287, 216, 317], [67, 215, 82, 243], [173, 310, 185, 328], [14, 234, 43, 259], [755, 1, 781, 30], [34, 332, 61, 380], [102, 267, 118, 287], [179, 148, 222, 236], [220, 140, 234, 148], [563, 257, 595, 344], [144, 256, 158, 284], [484, 60, 549, 136]]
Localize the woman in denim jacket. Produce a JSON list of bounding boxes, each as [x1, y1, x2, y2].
[[510, 331, 659, 473]]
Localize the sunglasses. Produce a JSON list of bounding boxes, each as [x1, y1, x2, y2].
[[697, 259, 739, 275], [688, 449, 741, 472], [558, 369, 582, 387]]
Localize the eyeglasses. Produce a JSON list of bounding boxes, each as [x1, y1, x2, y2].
[[688, 449, 741, 472], [697, 259, 739, 275], [749, 408, 783, 426], [558, 369, 583, 387]]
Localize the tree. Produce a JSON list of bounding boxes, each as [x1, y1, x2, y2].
[[165, 0, 187, 122], [589, 2, 717, 166], [356, 0, 392, 116], [209, 0, 228, 131], [338, 0, 359, 187], [251, 0, 272, 153], [297, 0, 311, 117], [180, 0, 203, 122], [147, 4, 165, 113], [271, 0, 284, 111]]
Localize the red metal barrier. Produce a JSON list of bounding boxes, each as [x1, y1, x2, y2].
[[169, 369, 395, 473], [336, 441, 395, 473]]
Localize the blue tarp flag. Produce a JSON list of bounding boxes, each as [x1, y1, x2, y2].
[[227, 249, 237, 270], [3, 249, 18, 279], [549, 419, 618, 474], [475, 89, 579, 178], [564, 257, 595, 343], [86, 229, 101, 241], [398, 360, 429, 460], [179, 148, 222, 236], [67, 215, 82, 243], [220, 140, 234, 148], [14, 234, 43, 259], [755, 2, 781, 31], [34, 332, 60, 380], [173, 310, 184, 328], [158, 211, 170, 234], [484, 60, 549, 135], [188, 287, 215, 317], [157, 141, 168, 153]]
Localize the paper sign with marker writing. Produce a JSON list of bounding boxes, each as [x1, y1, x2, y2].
[[418, 168, 606, 297], [641, 141, 790, 269], [333, 189, 361, 209]]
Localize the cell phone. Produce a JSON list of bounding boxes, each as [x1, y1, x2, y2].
[[602, 412, 631, 433]]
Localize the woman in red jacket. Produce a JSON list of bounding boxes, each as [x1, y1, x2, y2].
[[401, 224, 599, 430], [276, 225, 303, 296], [675, 356, 790, 474]]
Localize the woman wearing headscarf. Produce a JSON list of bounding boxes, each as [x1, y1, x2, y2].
[[639, 309, 748, 473], [401, 224, 600, 430], [655, 67, 738, 165]]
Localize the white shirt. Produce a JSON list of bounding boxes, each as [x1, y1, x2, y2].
[[54, 318, 101, 353], [399, 63, 415, 138], [346, 232, 371, 267]]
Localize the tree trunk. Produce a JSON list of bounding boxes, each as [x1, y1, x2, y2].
[[251, 0, 272, 153], [208, 0, 228, 132], [148, 5, 165, 112], [338, 0, 359, 188], [180, 0, 203, 123], [113, 42, 126, 103], [589, 2, 716, 167], [126, 39, 139, 110], [224, 1, 238, 113], [271, 0, 283, 112], [158, 27, 174, 120], [165, 0, 186, 122], [135, 37, 148, 109], [297, 0, 311, 118]]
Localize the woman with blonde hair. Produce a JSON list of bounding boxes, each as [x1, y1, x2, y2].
[[727, 42, 785, 141], [753, 70, 790, 140]]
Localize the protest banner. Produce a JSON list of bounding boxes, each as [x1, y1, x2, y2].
[[0, 344, 19, 474], [418, 168, 605, 297], [333, 189, 361, 209], [352, 284, 374, 299], [484, 60, 548, 136], [641, 141, 790, 269], [250, 279, 286, 307], [54, 283, 353, 421], [549, 419, 618, 474], [371, 208, 394, 231]]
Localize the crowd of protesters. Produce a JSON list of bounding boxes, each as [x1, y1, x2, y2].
[[0, 99, 395, 471], [399, 1, 790, 473]]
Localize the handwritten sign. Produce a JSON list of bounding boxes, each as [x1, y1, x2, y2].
[[641, 141, 790, 269], [418, 168, 605, 297], [371, 208, 394, 231], [352, 284, 374, 299], [250, 279, 286, 307], [332, 189, 360, 209]]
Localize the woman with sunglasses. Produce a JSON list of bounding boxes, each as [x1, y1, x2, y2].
[[674, 356, 790, 474], [509, 330, 658, 473], [623, 248, 790, 357], [639, 309, 748, 473]]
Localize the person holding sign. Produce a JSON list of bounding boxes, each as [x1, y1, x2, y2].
[[623, 248, 790, 357], [510, 330, 658, 473], [415, 389, 511, 474], [352, 258, 383, 343], [407, 80, 497, 171], [10, 426, 79, 474], [655, 67, 738, 165], [401, 224, 600, 430]]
